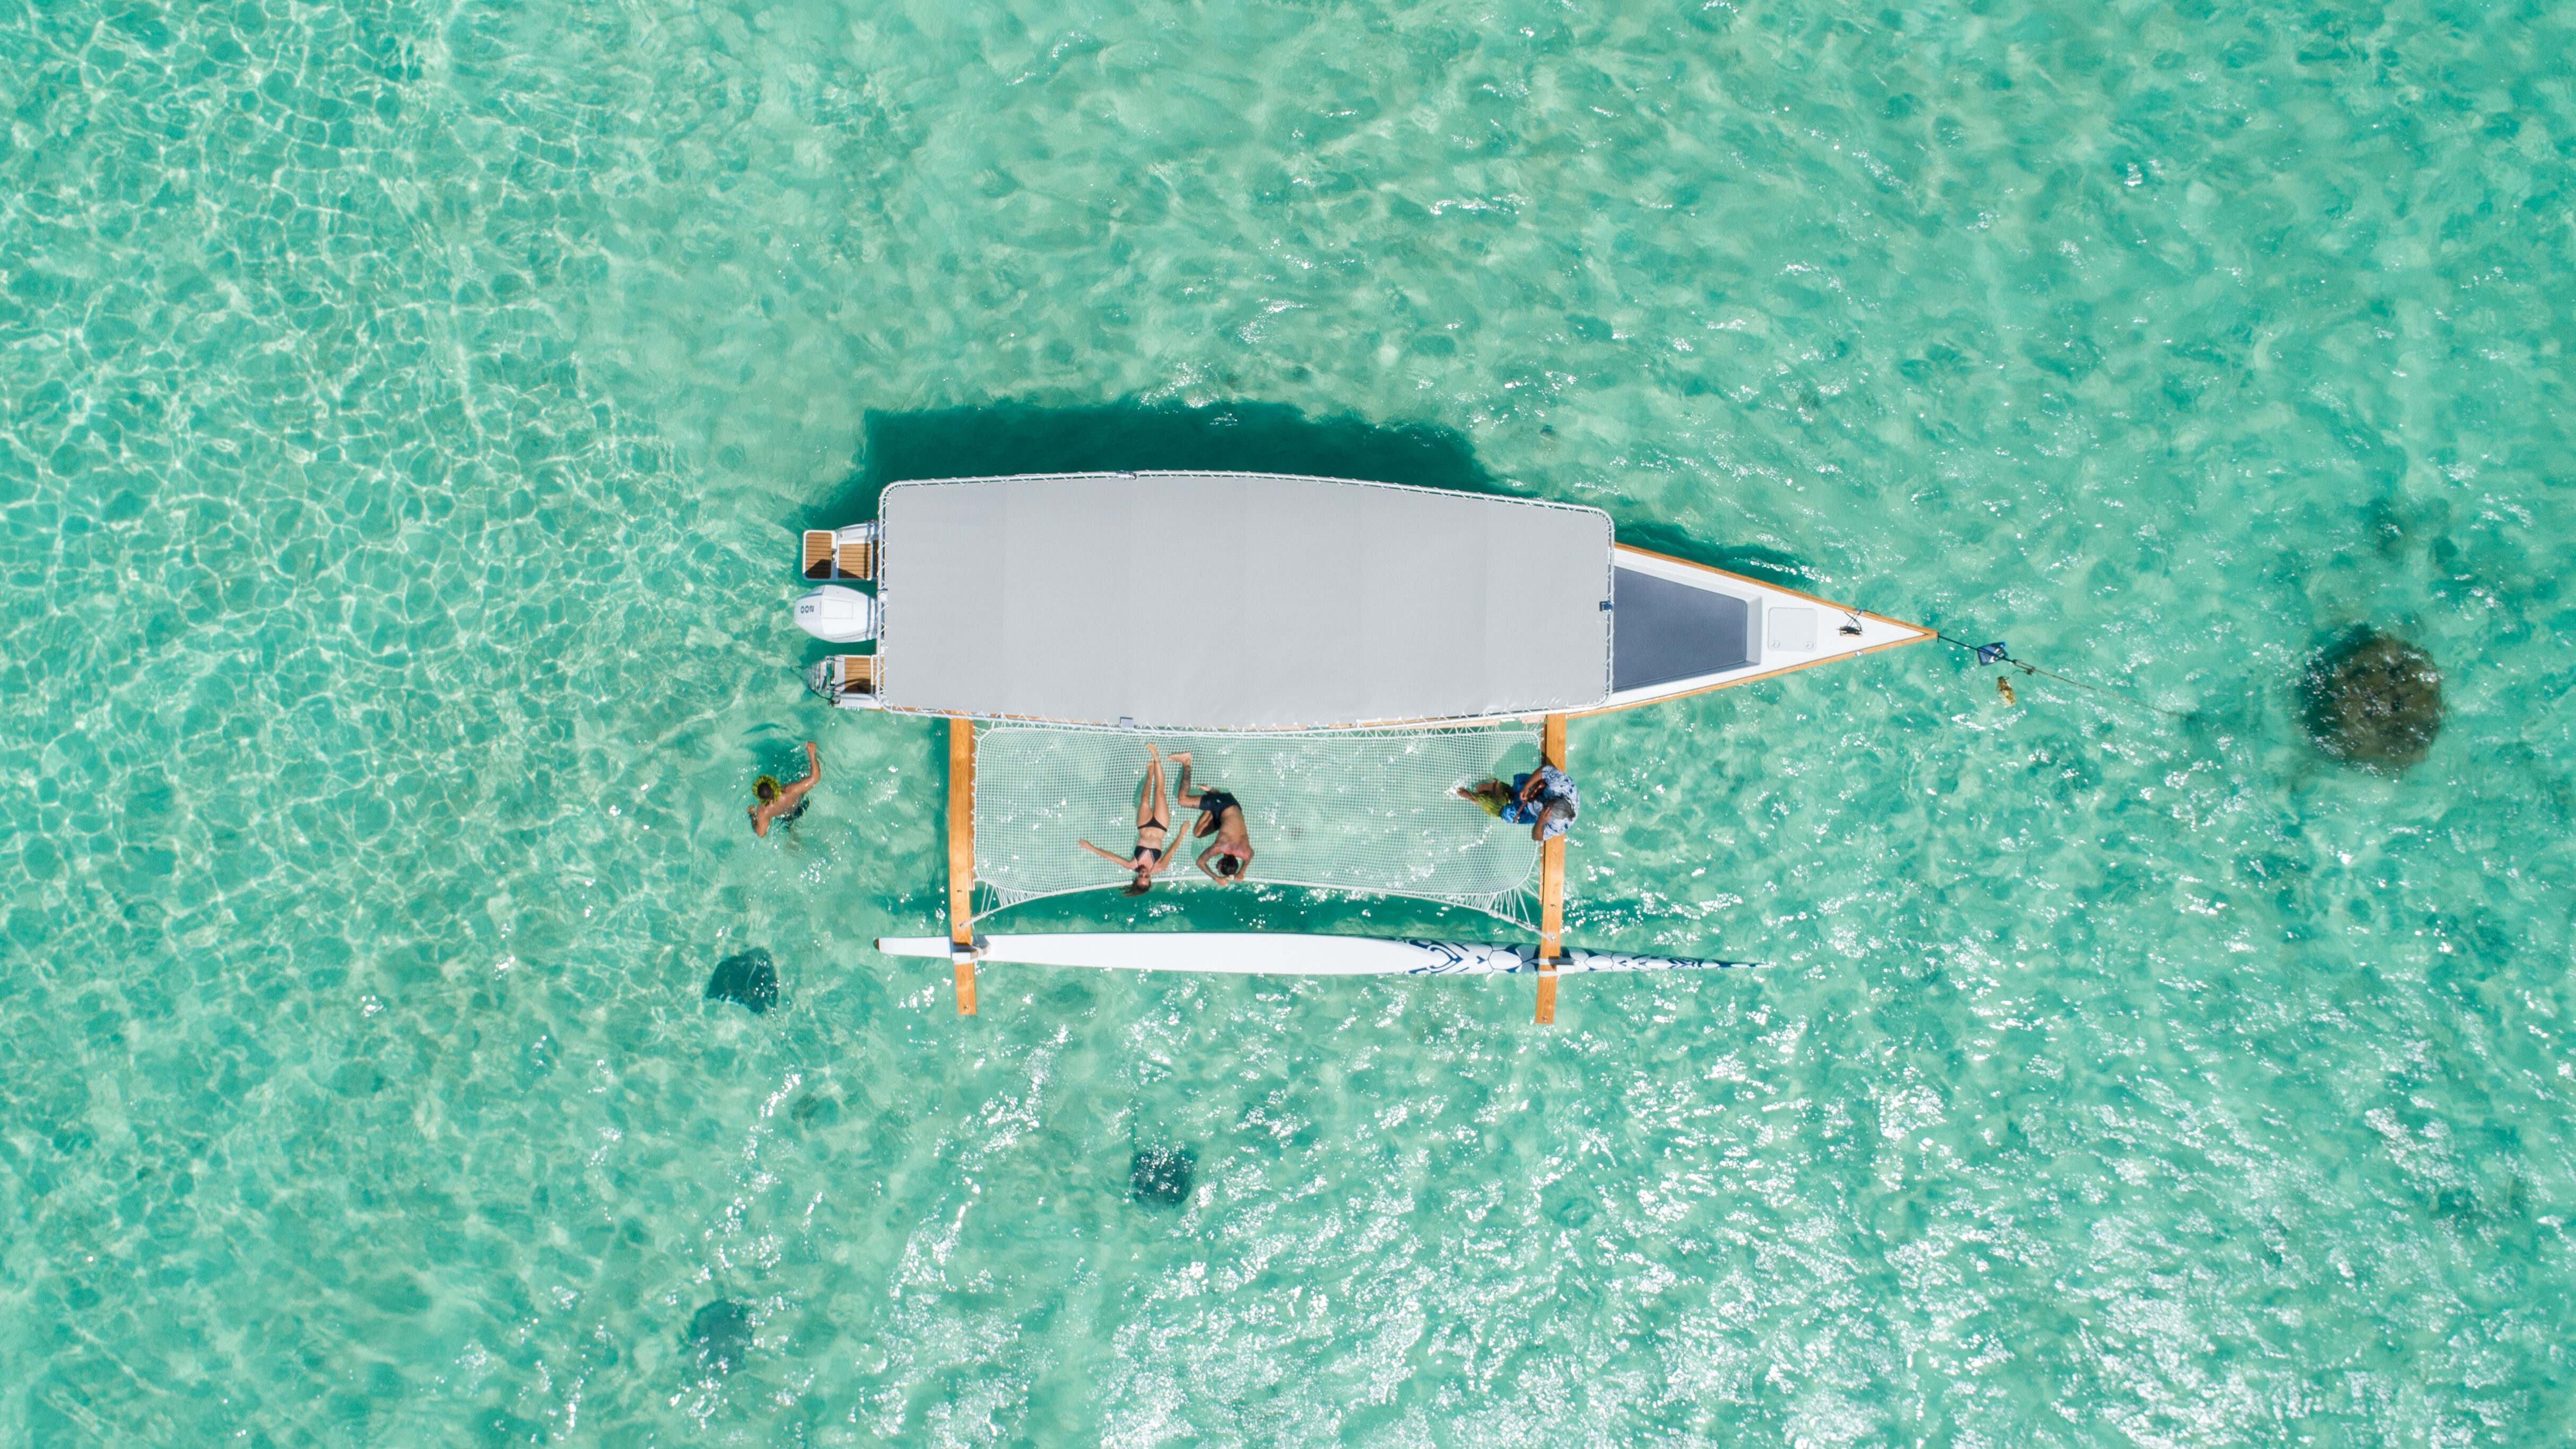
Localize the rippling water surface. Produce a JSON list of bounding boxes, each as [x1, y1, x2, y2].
[[6, 0, 2574, 1442]]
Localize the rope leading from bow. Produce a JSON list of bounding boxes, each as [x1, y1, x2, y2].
[[1933, 633, 2192, 720]]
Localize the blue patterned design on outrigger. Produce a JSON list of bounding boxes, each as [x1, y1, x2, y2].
[[1395, 941, 1764, 974]]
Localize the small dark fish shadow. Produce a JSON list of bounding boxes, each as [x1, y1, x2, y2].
[[706, 949, 779, 1014], [1129, 1144, 1196, 1208], [687, 1299, 751, 1378]]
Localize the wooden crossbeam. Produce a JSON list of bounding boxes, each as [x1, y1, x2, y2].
[[1535, 713, 1567, 1025], [947, 717, 978, 1016]]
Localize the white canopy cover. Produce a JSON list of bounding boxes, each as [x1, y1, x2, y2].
[[875, 472, 1613, 729]]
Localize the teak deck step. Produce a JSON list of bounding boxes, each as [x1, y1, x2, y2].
[[836, 655, 875, 697], [803, 531, 876, 581]]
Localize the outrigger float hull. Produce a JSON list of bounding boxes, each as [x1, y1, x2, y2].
[[876, 933, 1762, 976]]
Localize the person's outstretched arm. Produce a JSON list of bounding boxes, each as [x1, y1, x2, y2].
[[1530, 799, 1570, 842], [1077, 840, 1133, 868], [778, 742, 823, 806], [1196, 843, 1223, 880]]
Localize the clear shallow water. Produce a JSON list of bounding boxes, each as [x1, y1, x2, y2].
[[4, 0, 2573, 1441]]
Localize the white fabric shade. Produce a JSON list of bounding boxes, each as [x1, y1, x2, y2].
[[875, 473, 1613, 728]]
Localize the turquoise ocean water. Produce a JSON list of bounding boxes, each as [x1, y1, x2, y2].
[[6, 0, 2574, 1441]]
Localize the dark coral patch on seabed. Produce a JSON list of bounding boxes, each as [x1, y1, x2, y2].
[[2301, 627, 2442, 771]]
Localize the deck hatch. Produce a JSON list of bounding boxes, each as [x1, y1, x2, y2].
[[1610, 567, 1754, 692]]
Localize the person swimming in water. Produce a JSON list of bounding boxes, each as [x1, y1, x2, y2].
[[750, 741, 822, 837], [1078, 744, 1183, 896], [1170, 752, 1254, 884]]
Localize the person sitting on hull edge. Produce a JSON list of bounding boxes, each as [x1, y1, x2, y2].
[[1457, 762, 1579, 842]]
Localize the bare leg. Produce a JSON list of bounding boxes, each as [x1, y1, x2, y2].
[[1174, 757, 1198, 809], [1137, 748, 1167, 831]]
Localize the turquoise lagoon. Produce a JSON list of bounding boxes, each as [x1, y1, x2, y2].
[[4, 0, 2574, 1442]]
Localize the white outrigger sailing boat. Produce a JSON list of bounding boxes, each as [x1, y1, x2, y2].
[[786, 472, 1929, 1019]]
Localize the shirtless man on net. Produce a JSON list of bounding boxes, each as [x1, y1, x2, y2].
[[1170, 753, 1255, 884]]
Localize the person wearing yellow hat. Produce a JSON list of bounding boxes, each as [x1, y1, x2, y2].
[[750, 741, 821, 837]]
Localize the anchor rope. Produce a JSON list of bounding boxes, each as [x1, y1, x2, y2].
[[1931, 632, 2192, 720]]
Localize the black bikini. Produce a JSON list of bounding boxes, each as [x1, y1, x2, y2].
[[1138, 805, 1170, 863]]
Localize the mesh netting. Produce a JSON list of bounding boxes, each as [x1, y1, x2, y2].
[[972, 725, 1543, 924]]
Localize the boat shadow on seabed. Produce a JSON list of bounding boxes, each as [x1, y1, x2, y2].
[[805, 396, 1499, 528], [798, 396, 1823, 592]]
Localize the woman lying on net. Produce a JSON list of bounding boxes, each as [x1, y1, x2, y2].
[[1078, 744, 1185, 896]]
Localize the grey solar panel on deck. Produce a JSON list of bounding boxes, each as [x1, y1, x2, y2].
[[1611, 568, 1754, 692], [876, 473, 1613, 729]]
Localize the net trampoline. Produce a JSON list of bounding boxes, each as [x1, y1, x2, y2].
[[971, 725, 1545, 926]]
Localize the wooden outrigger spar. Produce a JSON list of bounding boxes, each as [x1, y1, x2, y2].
[[947, 718, 977, 1017], [1536, 713, 1566, 1026], [790, 472, 1930, 1021]]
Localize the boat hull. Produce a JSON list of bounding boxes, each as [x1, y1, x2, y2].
[[791, 475, 1933, 730]]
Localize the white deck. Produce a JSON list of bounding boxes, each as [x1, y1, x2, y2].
[[873, 473, 1614, 729]]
